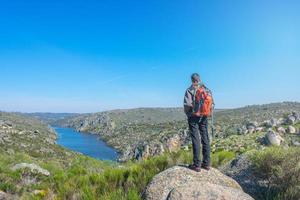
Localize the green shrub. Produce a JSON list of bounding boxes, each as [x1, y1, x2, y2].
[[0, 182, 17, 193], [251, 146, 300, 200]]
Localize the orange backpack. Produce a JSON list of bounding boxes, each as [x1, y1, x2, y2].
[[192, 85, 214, 117]]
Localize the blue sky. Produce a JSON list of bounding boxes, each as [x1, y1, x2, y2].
[[0, 0, 299, 113]]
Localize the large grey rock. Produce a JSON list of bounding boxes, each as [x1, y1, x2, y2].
[[144, 166, 254, 200], [168, 182, 253, 200], [246, 121, 258, 129], [271, 118, 278, 126], [262, 119, 277, 128], [277, 118, 286, 126], [220, 155, 268, 200], [0, 191, 7, 200], [265, 130, 284, 146], [247, 126, 256, 134], [286, 115, 296, 125], [12, 163, 50, 176], [0, 191, 12, 200]]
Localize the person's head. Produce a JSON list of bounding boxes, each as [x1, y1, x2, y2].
[[191, 73, 201, 86]]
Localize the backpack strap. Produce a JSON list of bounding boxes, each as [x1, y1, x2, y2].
[[202, 83, 215, 139]]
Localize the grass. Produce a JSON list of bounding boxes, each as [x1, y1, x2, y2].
[[0, 145, 239, 200]]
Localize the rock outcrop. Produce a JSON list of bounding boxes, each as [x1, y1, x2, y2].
[[0, 191, 9, 200], [12, 163, 50, 176], [144, 166, 254, 200], [220, 155, 268, 200]]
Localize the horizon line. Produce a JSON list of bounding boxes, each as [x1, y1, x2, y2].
[[1, 101, 299, 114]]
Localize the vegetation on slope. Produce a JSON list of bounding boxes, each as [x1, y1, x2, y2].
[[251, 146, 300, 200], [1, 102, 300, 199], [53, 102, 300, 161]]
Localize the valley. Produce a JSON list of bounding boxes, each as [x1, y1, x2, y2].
[[1, 101, 300, 199]]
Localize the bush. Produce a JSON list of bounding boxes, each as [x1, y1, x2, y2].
[[211, 151, 235, 167], [251, 147, 300, 200]]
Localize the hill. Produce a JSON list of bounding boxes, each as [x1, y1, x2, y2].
[[24, 113, 79, 126], [0, 102, 300, 199], [53, 102, 300, 161]]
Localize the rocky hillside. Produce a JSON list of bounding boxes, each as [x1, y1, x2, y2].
[[24, 113, 79, 126], [54, 102, 300, 162], [0, 112, 59, 157], [55, 108, 189, 162], [0, 112, 116, 199], [214, 102, 300, 137], [0, 102, 299, 199]]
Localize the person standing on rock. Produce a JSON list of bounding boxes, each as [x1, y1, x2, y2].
[[184, 73, 214, 172]]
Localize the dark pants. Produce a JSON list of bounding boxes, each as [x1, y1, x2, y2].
[[188, 116, 211, 167]]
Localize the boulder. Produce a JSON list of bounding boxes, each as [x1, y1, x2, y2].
[[247, 126, 255, 134], [255, 127, 264, 132], [292, 140, 300, 146], [220, 155, 268, 200], [262, 119, 277, 128], [265, 130, 284, 146], [0, 190, 12, 200], [0, 191, 8, 200], [277, 118, 286, 126], [238, 126, 248, 135], [12, 163, 50, 176], [142, 145, 151, 159], [270, 118, 278, 127], [144, 166, 254, 200], [166, 135, 181, 152], [168, 182, 253, 200], [246, 121, 258, 129], [288, 126, 296, 134], [286, 115, 296, 125], [277, 127, 286, 134]]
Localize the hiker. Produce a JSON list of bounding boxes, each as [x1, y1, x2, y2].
[[184, 73, 213, 172]]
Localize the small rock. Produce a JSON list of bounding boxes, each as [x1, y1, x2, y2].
[[292, 140, 300, 146], [33, 190, 46, 196], [277, 118, 286, 125], [286, 115, 296, 125], [288, 126, 296, 134], [182, 145, 189, 151], [255, 127, 264, 132], [262, 120, 272, 128], [277, 127, 286, 134], [270, 118, 278, 127], [247, 126, 256, 134], [246, 121, 258, 129], [12, 163, 50, 176]]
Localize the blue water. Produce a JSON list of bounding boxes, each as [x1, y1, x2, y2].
[[54, 127, 118, 161]]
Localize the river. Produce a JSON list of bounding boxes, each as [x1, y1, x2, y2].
[[54, 127, 118, 161]]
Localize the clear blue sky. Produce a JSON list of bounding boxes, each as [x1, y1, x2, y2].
[[0, 0, 299, 113]]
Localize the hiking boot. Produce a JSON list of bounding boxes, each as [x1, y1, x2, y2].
[[188, 164, 201, 172], [201, 163, 211, 170]]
